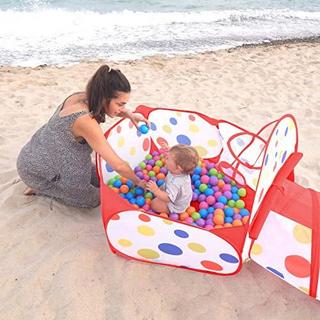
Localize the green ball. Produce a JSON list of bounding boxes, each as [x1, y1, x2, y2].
[[139, 162, 146, 169], [145, 192, 153, 199], [191, 212, 201, 220], [238, 188, 247, 197], [145, 154, 152, 160], [108, 178, 116, 186], [148, 171, 155, 177], [155, 160, 163, 167], [231, 180, 236, 186], [227, 199, 235, 207], [208, 168, 218, 176], [235, 199, 245, 209], [217, 173, 224, 179], [199, 184, 208, 192]]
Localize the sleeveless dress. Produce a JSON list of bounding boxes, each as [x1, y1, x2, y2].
[[16, 96, 100, 208]]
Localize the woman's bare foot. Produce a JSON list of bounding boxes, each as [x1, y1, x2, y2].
[[23, 187, 36, 195]]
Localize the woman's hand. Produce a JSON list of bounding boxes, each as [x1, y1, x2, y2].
[[137, 180, 147, 189], [119, 109, 151, 129]]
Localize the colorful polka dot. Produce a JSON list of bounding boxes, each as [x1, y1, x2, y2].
[[285, 255, 310, 278], [105, 162, 114, 172], [266, 266, 284, 278], [273, 162, 277, 172], [136, 130, 142, 137], [162, 125, 172, 133], [159, 243, 183, 255], [139, 214, 151, 222], [188, 242, 206, 253], [169, 117, 178, 125], [138, 249, 160, 259], [201, 260, 223, 271], [293, 224, 312, 244], [157, 137, 169, 148], [143, 138, 150, 151], [116, 126, 121, 133], [130, 147, 136, 156], [137, 225, 155, 236], [188, 114, 195, 121], [195, 146, 208, 157], [117, 136, 125, 147], [174, 230, 189, 238], [281, 150, 287, 163], [118, 239, 132, 247], [189, 123, 199, 133], [150, 122, 157, 131], [208, 139, 218, 147], [162, 219, 173, 225], [177, 134, 191, 145], [251, 243, 263, 255], [219, 253, 239, 263], [284, 126, 289, 136], [264, 154, 269, 166]]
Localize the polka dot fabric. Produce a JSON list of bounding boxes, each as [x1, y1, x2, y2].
[[251, 116, 297, 219], [107, 210, 241, 274], [101, 118, 151, 184], [250, 211, 312, 294], [148, 110, 223, 158]]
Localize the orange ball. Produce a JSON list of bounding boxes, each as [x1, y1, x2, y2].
[[120, 185, 129, 193], [217, 179, 225, 188], [224, 223, 233, 228], [145, 198, 152, 204], [159, 212, 169, 218], [214, 225, 223, 229], [156, 173, 166, 180], [179, 212, 189, 221], [214, 208, 224, 216], [143, 169, 148, 175], [213, 214, 224, 225], [242, 216, 249, 224], [233, 219, 243, 226], [186, 206, 196, 214], [153, 166, 160, 174], [120, 177, 128, 184], [111, 187, 119, 193], [133, 204, 139, 209]]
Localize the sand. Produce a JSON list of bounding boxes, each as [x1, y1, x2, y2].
[[0, 40, 320, 320]]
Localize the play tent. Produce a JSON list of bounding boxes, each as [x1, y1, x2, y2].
[[96, 105, 320, 300]]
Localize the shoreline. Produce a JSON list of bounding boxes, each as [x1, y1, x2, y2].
[[1, 35, 320, 70]]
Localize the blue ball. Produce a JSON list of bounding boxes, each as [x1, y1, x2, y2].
[[218, 195, 228, 204], [113, 180, 122, 188], [204, 188, 214, 196], [157, 179, 165, 187], [231, 186, 239, 193], [232, 193, 240, 201], [194, 180, 201, 188], [135, 187, 144, 196], [224, 216, 233, 224], [126, 192, 134, 200], [192, 174, 200, 182], [199, 208, 208, 219], [240, 208, 250, 217], [136, 196, 146, 207], [193, 166, 202, 175], [129, 198, 136, 204], [126, 180, 133, 188], [224, 207, 234, 217], [139, 124, 149, 134], [207, 207, 214, 214]]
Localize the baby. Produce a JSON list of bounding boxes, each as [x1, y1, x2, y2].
[[146, 144, 199, 214]]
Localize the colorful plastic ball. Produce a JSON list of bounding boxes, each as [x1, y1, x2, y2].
[[204, 188, 214, 196], [160, 167, 168, 174], [119, 193, 126, 198], [224, 223, 233, 228], [227, 199, 235, 207], [217, 173, 224, 179], [214, 208, 225, 216], [231, 186, 238, 193], [224, 216, 233, 224], [136, 196, 146, 207], [194, 180, 201, 188], [224, 207, 234, 217], [145, 154, 152, 160], [192, 192, 199, 201], [199, 208, 208, 219], [238, 188, 247, 197], [214, 202, 224, 209], [145, 192, 153, 199], [157, 179, 165, 187], [159, 212, 169, 218], [207, 207, 214, 214], [129, 198, 136, 204], [126, 192, 134, 200], [184, 217, 194, 224], [205, 225, 214, 230], [169, 213, 179, 220], [240, 208, 250, 217], [214, 191, 222, 199], [186, 206, 196, 214], [209, 176, 218, 185], [139, 124, 149, 134], [233, 219, 243, 226], [206, 195, 216, 206], [142, 204, 150, 211], [135, 186, 144, 196], [199, 184, 208, 192], [196, 219, 206, 227], [126, 180, 133, 188], [192, 174, 200, 182], [193, 167, 202, 175], [148, 171, 156, 177], [199, 202, 208, 209], [113, 180, 122, 188], [191, 212, 201, 220], [200, 175, 210, 184], [208, 168, 218, 176], [120, 185, 129, 193], [155, 160, 163, 167], [179, 212, 189, 221], [218, 196, 227, 204], [232, 193, 240, 201], [242, 216, 249, 224], [213, 215, 224, 225], [235, 199, 245, 209], [223, 191, 232, 199], [233, 213, 242, 220], [139, 162, 146, 169], [198, 194, 206, 202]]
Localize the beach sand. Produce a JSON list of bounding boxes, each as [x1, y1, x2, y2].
[[1, 40, 320, 320]]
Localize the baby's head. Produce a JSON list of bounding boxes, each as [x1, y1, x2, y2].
[[166, 144, 199, 175]]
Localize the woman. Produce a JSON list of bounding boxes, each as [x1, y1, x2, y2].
[[17, 65, 148, 208]]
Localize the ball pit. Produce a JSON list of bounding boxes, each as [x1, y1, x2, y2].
[[107, 151, 251, 229]]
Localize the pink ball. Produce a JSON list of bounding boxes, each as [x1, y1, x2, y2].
[[146, 164, 153, 171], [201, 168, 208, 175], [199, 201, 209, 209], [206, 195, 216, 205], [214, 191, 222, 198], [144, 175, 150, 181], [153, 156, 160, 161], [142, 204, 150, 211], [184, 217, 194, 224], [205, 225, 214, 230], [223, 184, 232, 191], [223, 191, 232, 199], [200, 175, 210, 184]]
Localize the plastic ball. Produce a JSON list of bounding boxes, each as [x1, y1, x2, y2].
[[199, 208, 208, 219], [136, 196, 146, 207], [169, 213, 179, 220], [193, 166, 202, 175], [139, 124, 149, 134], [224, 207, 234, 217], [139, 162, 146, 169], [179, 212, 189, 221], [159, 212, 169, 218], [233, 219, 243, 226], [214, 208, 225, 216], [238, 188, 247, 197], [205, 225, 214, 230], [135, 186, 144, 196], [199, 201, 209, 210], [240, 208, 250, 217], [184, 217, 194, 224], [145, 154, 152, 160], [232, 193, 240, 201], [120, 185, 129, 193], [156, 179, 165, 187], [145, 192, 153, 199], [224, 217, 233, 224], [199, 184, 208, 192], [186, 206, 196, 214], [191, 212, 201, 220], [208, 168, 218, 176], [206, 195, 216, 206], [198, 194, 206, 202], [192, 174, 200, 182], [126, 192, 134, 200], [235, 199, 245, 209], [196, 219, 206, 227], [200, 175, 210, 184], [204, 188, 214, 196], [113, 180, 122, 188], [209, 176, 218, 185], [218, 196, 228, 205], [213, 215, 224, 225]]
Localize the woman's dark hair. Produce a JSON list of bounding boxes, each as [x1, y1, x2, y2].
[[86, 65, 131, 123]]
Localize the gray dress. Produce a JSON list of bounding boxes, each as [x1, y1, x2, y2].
[[17, 97, 100, 208]]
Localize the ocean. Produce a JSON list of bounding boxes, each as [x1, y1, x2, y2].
[[1, 0, 320, 67]]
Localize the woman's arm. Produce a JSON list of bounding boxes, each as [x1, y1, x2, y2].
[[118, 108, 150, 128], [72, 114, 142, 185]]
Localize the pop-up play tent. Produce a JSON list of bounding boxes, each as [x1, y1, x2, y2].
[[96, 105, 320, 301]]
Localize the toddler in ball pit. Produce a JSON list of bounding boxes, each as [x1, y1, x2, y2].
[[146, 144, 199, 215]]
